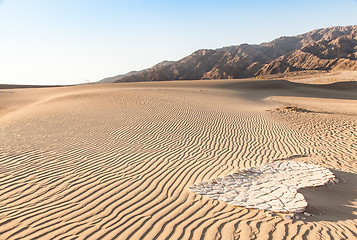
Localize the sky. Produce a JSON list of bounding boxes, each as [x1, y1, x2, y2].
[[0, 0, 357, 85]]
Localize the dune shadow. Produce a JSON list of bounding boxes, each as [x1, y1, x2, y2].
[[298, 170, 357, 223], [0, 84, 63, 90], [216, 79, 357, 101], [0, 91, 14, 94]]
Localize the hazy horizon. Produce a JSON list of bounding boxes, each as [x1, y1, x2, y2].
[[1, 0, 357, 85]]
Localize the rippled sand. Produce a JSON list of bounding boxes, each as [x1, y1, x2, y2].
[[0, 79, 356, 239]]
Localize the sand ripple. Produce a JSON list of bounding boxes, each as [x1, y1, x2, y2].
[[0, 81, 356, 239]]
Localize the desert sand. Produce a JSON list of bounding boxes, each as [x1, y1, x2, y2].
[[0, 77, 356, 239]]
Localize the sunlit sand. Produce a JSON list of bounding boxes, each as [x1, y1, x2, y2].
[[0, 78, 356, 239]]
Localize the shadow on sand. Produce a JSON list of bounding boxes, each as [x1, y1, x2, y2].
[[217, 79, 357, 101], [299, 170, 357, 223], [0, 84, 63, 90]]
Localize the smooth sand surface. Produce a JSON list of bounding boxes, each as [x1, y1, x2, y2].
[[0, 78, 356, 239]]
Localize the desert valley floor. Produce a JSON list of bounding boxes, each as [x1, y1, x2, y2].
[[0, 78, 356, 239]]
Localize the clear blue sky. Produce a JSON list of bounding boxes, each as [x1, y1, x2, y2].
[[1, 0, 356, 85]]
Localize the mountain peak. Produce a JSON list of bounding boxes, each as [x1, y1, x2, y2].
[[99, 25, 357, 83]]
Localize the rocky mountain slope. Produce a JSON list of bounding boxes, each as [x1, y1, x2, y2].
[[99, 61, 174, 83], [101, 25, 357, 83]]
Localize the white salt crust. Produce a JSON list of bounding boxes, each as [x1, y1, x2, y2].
[[189, 161, 336, 213]]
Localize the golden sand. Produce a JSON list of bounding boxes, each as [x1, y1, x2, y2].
[[0, 78, 356, 239]]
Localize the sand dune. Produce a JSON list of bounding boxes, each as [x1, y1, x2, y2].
[[0, 79, 356, 239]]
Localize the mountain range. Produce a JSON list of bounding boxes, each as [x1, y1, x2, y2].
[[100, 25, 357, 83]]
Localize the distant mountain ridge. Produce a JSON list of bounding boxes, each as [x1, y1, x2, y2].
[[99, 25, 357, 83], [99, 61, 174, 83]]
